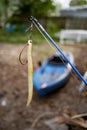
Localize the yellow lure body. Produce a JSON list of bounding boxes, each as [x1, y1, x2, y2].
[[27, 40, 33, 106]]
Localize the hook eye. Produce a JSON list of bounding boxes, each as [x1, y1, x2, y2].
[[25, 23, 33, 32]]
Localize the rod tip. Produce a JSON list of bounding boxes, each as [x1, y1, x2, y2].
[[28, 16, 34, 21]]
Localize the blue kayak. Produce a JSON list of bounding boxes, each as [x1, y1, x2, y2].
[[33, 52, 74, 96]]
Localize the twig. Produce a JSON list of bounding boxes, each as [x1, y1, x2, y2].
[[72, 113, 87, 119], [56, 114, 87, 128], [31, 112, 53, 128]]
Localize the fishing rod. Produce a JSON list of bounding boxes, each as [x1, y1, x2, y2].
[[29, 16, 87, 86]]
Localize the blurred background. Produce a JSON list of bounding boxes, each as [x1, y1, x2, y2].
[[0, 0, 87, 130], [1, 0, 87, 43]]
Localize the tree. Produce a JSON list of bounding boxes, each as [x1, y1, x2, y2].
[[13, 0, 55, 17], [0, 0, 55, 25], [70, 0, 87, 6], [0, 0, 19, 26], [0, 0, 9, 26], [51, 2, 62, 16]]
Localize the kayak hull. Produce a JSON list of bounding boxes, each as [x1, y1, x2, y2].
[[33, 52, 74, 96]]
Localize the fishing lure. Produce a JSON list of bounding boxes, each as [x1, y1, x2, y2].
[[27, 40, 33, 106], [19, 40, 33, 106]]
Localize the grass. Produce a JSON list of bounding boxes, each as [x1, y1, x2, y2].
[[0, 26, 59, 44], [0, 28, 45, 44]]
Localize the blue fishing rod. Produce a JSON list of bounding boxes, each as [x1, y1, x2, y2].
[[29, 16, 87, 86]]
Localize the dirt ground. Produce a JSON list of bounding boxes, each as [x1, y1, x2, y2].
[[0, 43, 87, 130]]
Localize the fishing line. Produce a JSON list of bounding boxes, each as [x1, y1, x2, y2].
[[34, 22, 56, 51], [31, 19, 81, 85], [59, 54, 81, 84], [29, 17, 69, 68]]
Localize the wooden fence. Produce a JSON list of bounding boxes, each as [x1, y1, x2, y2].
[[37, 16, 87, 30]]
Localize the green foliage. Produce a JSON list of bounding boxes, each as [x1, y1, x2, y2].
[[0, 0, 55, 25], [0, 18, 59, 44], [0, 0, 9, 23], [70, 0, 87, 6], [0, 28, 46, 44], [46, 20, 59, 39], [0, 0, 9, 7], [13, 0, 55, 17], [0, 0, 19, 26]]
